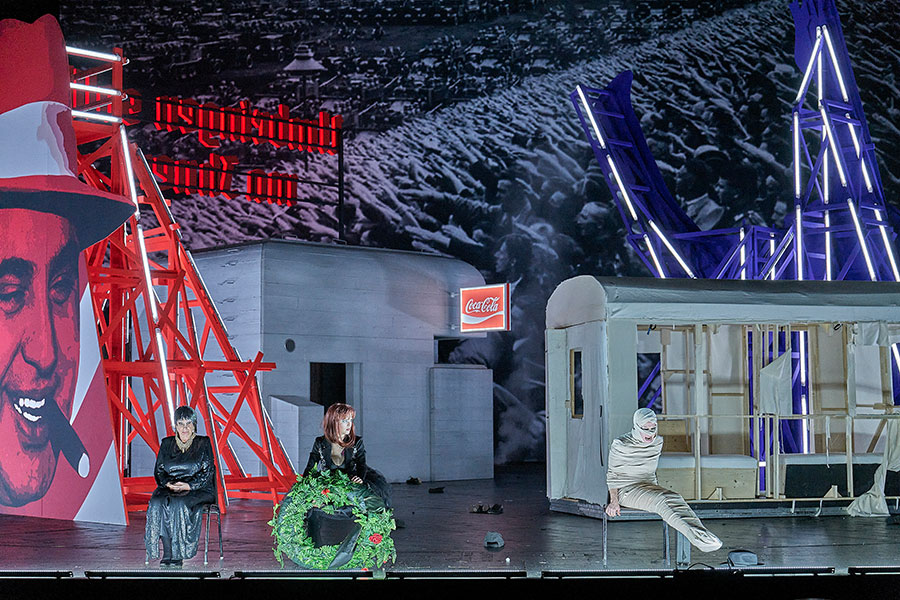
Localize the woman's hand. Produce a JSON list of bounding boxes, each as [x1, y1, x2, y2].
[[606, 487, 621, 517], [351, 476, 363, 484], [166, 481, 191, 492]]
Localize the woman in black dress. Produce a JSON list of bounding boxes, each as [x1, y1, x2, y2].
[[303, 403, 392, 510], [144, 406, 217, 566]]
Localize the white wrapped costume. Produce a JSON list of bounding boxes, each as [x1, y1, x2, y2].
[[607, 409, 722, 552]]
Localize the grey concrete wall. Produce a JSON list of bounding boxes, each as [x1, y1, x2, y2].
[[191, 240, 492, 482], [429, 365, 494, 480]]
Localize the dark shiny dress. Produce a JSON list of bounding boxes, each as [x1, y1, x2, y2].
[[303, 436, 392, 510], [144, 436, 216, 560]]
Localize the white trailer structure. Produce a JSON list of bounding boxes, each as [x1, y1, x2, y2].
[[545, 276, 900, 516]]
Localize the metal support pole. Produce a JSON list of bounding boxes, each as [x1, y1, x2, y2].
[[337, 128, 345, 242], [676, 530, 691, 567]]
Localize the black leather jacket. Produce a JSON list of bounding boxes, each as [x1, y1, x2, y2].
[[303, 436, 368, 480]]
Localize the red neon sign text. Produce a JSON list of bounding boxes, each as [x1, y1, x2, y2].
[[245, 169, 298, 206], [150, 154, 238, 198], [150, 154, 299, 205], [155, 97, 342, 153]]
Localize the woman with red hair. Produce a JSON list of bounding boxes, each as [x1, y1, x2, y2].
[[303, 403, 392, 510]]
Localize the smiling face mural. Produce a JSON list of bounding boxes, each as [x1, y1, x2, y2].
[[0, 210, 80, 507], [0, 14, 133, 522]]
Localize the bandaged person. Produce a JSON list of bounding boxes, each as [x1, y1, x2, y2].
[[605, 408, 722, 552]]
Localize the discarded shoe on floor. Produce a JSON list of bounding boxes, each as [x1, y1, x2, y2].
[[469, 503, 503, 514], [406, 477, 421, 485], [484, 531, 504, 549]]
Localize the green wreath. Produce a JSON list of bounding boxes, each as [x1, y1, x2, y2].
[[269, 468, 397, 569]]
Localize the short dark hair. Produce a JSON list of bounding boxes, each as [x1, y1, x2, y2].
[[174, 405, 198, 428]]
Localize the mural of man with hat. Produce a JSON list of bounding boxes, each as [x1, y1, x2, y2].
[[0, 13, 132, 511]]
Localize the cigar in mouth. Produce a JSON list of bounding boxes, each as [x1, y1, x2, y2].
[[46, 400, 90, 479]]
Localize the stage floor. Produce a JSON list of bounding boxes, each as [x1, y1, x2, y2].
[[1, 464, 899, 576]]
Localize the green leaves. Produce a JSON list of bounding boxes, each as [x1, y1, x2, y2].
[[270, 467, 397, 569]]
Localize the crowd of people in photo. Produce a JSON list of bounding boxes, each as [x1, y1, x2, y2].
[[58, 0, 900, 464], [62, 0, 761, 131]]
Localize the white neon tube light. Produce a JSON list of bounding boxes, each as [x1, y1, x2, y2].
[[123, 131, 175, 427], [796, 205, 803, 281], [155, 329, 176, 427], [846, 123, 874, 193], [71, 109, 121, 124], [607, 155, 638, 220], [859, 157, 874, 193], [576, 85, 606, 149], [119, 127, 140, 214], [817, 51, 823, 99], [649, 220, 696, 278], [799, 331, 807, 386], [794, 29, 823, 104], [793, 112, 801, 198], [819, 107, 847, 186], [136, 224, 175, 426], [799, 330, 809, 454], [66, 46, 121, 61], [874, 209, 900, 281], [892, 344, 900, 375], [135, 226, 159, 322], [824, 210, 832, 281], [843, 120, 892, 279], [769, 237, 776, 280], [847, 198, 877, 281], [767, 232, 791, 280], [847, 120, 861, 155], [817, 49, 824, 288], [821, 26, 849, 102], [70, 82, 121, 97], [643, 233, 665, 278], [739, 227, 746, 280]]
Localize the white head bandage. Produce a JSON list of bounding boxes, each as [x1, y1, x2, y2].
[[631, 408, 658, 445]]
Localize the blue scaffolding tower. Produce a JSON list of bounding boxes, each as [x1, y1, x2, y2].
[[570, 0, 900, 475]]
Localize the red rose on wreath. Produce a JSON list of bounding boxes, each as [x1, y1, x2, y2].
[[369, 534, 383, 544], [322, 489, 329, 495]]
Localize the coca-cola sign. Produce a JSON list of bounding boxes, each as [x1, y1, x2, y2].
[[460, 284, 510, 332]]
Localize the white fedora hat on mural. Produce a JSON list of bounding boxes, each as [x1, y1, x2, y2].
[[0, 14, 133, 248]]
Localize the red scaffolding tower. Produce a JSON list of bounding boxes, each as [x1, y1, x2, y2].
[[68, 46, 295, 517]]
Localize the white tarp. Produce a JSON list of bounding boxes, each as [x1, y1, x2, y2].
[[759, 352, 793, 416], [846, 419, 900, 516], [852, 322, 890, 346]]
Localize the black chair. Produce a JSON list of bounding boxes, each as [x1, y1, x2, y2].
[[202, 503, 223, 565]]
